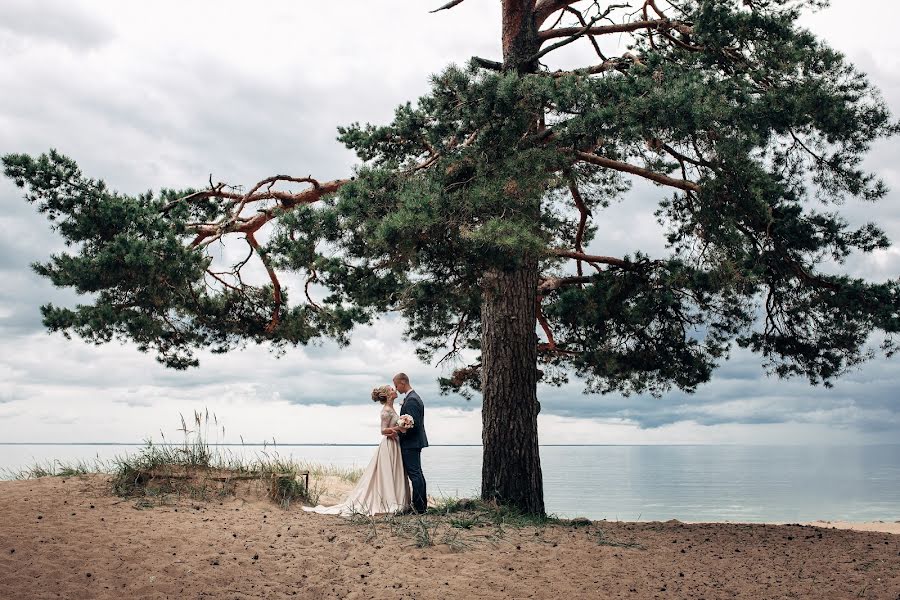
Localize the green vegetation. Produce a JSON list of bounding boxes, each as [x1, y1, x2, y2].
[[2, 457, 107, 480], [2, 410, 362, 509], [269, 473, 308, 508]]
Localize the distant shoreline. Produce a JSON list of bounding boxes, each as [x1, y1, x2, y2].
[[682, 520, 900, 535], [4, 445, 898, 524]]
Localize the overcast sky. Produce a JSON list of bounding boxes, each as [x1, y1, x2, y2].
[[1, 1, 897, 446]]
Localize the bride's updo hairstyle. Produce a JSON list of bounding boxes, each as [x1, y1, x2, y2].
[[371, 385, 392, 404]]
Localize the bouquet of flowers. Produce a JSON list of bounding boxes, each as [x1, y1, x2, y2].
[[397, 414, 414, 430]]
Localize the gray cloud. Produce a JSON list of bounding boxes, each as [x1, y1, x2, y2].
[[533, 344, 900, 433], [0, 208, 80, 336], [0, 1, 898, 442], [0, 0, 113, 52], [0, 387, 26, 404]]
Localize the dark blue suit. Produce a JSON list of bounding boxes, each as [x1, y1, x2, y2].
[[399, 390, 428, 512]]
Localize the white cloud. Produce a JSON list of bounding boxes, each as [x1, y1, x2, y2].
[[0, 0, 897, 445], [0, 0, 114, 52]]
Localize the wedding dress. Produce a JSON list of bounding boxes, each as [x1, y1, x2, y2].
[[303, 406, 411, 516]]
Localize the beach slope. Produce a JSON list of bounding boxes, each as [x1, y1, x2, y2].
[[1, 475, 897, 599]]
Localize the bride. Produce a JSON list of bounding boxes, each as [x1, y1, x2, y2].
[[303, 385, 411, 515]]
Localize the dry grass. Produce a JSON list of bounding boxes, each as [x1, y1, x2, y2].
[[2, 410, 364, 509], [2, 457, 108, 480], [339, 496, 576, 552]]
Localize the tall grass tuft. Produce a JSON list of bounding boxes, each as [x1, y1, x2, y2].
[[0, 409, 364, 511], [105, 410, 363, 506], [2, 457, 108, 480], [269, 474, 308, 508]]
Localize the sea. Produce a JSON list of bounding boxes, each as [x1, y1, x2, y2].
[[2, 444, 899, 523]]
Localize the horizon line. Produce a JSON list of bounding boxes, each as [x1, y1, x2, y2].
[[2, 442, 899, 447]]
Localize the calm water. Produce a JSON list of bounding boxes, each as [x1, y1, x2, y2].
[[2, 444, 898, 523]]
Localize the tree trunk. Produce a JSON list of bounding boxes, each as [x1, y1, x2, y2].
[[480, 260, 544, 515], [476, 0, 546, 516], [501, 0, 541, 74]]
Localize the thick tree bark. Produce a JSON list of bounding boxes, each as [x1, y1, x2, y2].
[[480, 261, 545, 515], [477, 0, 546, 516], [501, 0, 541, 73]]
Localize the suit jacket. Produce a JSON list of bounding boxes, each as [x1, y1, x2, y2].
[[398, 390, 429, 450]]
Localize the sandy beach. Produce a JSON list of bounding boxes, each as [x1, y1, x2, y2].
[[1, 474, 898, 600], [681, 519, 900, 535], [799, 520, 900, 535]]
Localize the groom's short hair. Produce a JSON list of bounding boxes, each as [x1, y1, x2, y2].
[[393, 372, 410, 385]]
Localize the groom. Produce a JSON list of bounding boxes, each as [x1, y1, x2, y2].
[[393, 372, 428, 513]]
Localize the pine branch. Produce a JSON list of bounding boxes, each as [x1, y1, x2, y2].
[[548, 248, 633, 269], [575, 151, 700, 192], [430, 0, 467, 13], [564, 6, 606, 60], [539, 18, 684, 41], [530, 4, 630, 63], [550, 53, 643, 77], [537, 275, 593, 293], [536, 300, 558, 349], [472, 56, 504, 71], [246, 232, 282, 334], [534, 0, 583, 26], [567, 176, 591, 277]]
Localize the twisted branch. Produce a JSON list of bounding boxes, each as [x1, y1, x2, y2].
[[437, 313, 471, 366], [246, 232, 282, 334], [530, 4, 630, 63], [564, 6, 607, 60], [567, 176, 591, 277], [536, 300, 558, 349], [186, 178, 350, 247], [576, 151, 700, 192]]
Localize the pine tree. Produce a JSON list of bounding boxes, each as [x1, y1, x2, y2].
[[4, 0, 898, 514]]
